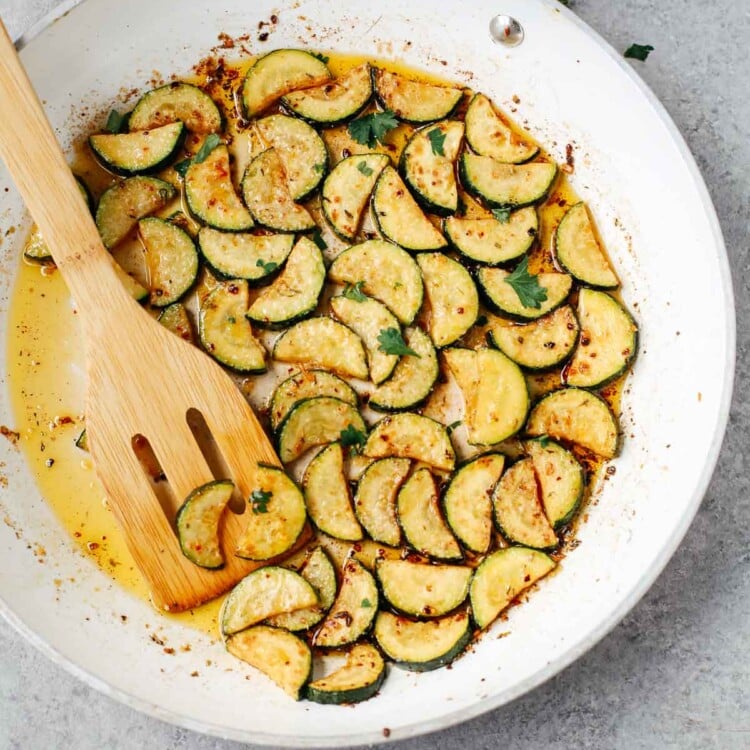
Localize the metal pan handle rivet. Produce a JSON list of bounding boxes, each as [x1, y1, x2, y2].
[[489, 15, 524, 46]]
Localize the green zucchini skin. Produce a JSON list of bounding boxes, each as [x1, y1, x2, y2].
[[282, 62, 373, 127], [374, 610, 471, 671], [565, 288, 638, 388], [129, 82, 223, 133], [303, 642, 385, 705], [89, 122, 185, 176], [175, 479, 234, 569]]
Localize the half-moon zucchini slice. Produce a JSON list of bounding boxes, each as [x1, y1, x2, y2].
[[526, 387, 619, 458], [89, 122, 185, 176], [322, 153, 390, 240], [397, 468, 462, 561], [416, 252, 479, 347], [304, 642, 385, 705], [363, 413, 455, 472], [277, 396, 366, 464], [565, 288, 637, 388], [282, 62, 373, 126], [442, 453, 505, 554], [198, 227, 295, 282], [328, 239, 424, 324], [353, 457, 411, 547], [376, 559, 472, 618], [241, 48, 332, 118], [267, 546, 338, 631], [374, 610, 471, 671], [470, 547, 555, 629], [372, 166, 447, 251], [270, 370, 358, 432], [185, 144, 254, 231], [96, 176, 176, 249], [460, 153, 557, 209], [246, 236, 325, 328], [176, 479, 234, 569], [129, 82, 223, 133], [226, 626, 312, 700], [330, 294, 400, 384], [400, 120, 464, 215], [138, 217, 198, 307], [234, 464, 308, 560], [314, 558, 378, 648], [488, 304, 580, 370], [198, 280, 266, 373], [524, 438, 584, 528], [464, 93, 539, 164], [272, 317, 368, 379], [241, 148, 315, 232], [304, 443, 363, 541], [373, 68, 463, 123], [444, 206, 537, 265], [158, 302, 194, 343], [254, 114, 328, 201], [555, 202, 618, 288], [477, 268, 573, 320], [220, 566, 318, 635], [492, 457, 558, 549], [368, 327, 438, 412]]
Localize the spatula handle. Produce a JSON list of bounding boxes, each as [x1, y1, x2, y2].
[[0, 18, 126, 311]]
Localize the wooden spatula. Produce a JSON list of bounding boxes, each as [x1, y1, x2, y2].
[[0, 21, 301, 612]]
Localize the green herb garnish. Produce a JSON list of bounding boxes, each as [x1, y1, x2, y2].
[[504, 256, 548, 309], [173, 159, 192, 178], [536, 435, 552, 448], [340, 424, 367, 451], [173, 133, 222, 179], [347, 110, 399, 147], [256, 258, 278, 274], [193, 133, 222, 164], [361, 598, 372, 608], [624, 43, 654, 61], [357, 160, 374, 177], [427, 128, 446, 156], [313, 161, 326, 174], [491, 207, 512, 223], [377, 327, 420, 357], [250, 489, 272, 514], [104, 109, 127, 134], [342, 281, 367, 302]]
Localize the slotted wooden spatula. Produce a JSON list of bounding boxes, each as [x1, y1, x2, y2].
[[0, 21, 300, 612]]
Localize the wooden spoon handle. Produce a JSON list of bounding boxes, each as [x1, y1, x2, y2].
[[0, 18, 125, 311]]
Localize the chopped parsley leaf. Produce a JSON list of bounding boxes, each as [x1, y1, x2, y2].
[[193, 133, 222, 164], [256, 258, 278, 274], [342, 281, 367, 302], [504, 256, 548, 309], [361, 598, 372, 608], [377, 327, 420, 357], [104, 109, 127, 134], [250, 489, 272, 514], [340, 424, 367, 451], [491, 207, 512, 223], [427, 128, 446, 156], [357, 160, 374, 177], [624, 43, 654, 61], [347, 110, 399, 148]]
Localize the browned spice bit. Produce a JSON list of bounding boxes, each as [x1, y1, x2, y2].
[[0, 426, 20, 445], [382, 728, 391, 738], [163, 647, 175, 655], [190, 670, 199, 677], [259, 32, 269, 42], [86, 541, 99, 552], [512, 94, 521, 104], [270, 14, 278, 23], [120, 614, 128, 623], [605, 466, 616, 476]]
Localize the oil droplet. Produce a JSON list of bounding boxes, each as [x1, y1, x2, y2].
[[489, 15, 524, 47]]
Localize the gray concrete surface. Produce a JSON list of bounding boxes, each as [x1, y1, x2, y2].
[[1, 1, 748, 748]]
